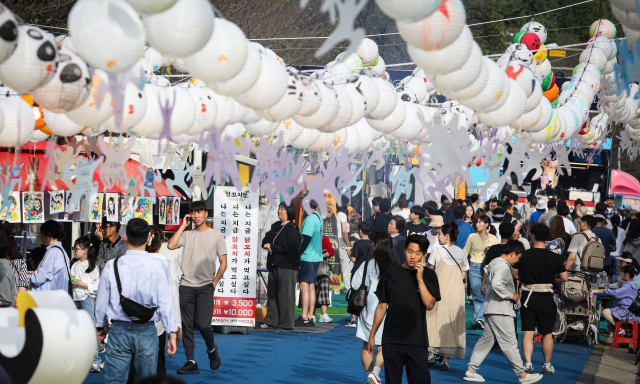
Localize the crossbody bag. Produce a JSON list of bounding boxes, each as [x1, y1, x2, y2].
[[52, 245, 73, 297], [114, 256, 158, 323]]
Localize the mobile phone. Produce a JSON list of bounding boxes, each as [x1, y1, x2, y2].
[[186, 217, 192, 225]]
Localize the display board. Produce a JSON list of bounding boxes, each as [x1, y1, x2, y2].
[[212, 187, 258, 327]]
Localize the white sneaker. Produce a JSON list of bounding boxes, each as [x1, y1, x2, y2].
[[317, 314, 333, 323], [90, 364, 101, 373], [367, 371, 381, 384], [345, 319, 357, 328], [519, 373, 543, 383], [463, 371, 485, 382]]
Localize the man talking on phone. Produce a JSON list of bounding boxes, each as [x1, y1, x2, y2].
[[367, 234, 441, 383], [168, 201, 228, 375]]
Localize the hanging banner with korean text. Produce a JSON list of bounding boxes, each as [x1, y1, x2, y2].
[[212, 187, 259, 327]]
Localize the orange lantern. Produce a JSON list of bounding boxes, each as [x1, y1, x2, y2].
[[20, 94, 49, 133], [542, 83, 559, 102]]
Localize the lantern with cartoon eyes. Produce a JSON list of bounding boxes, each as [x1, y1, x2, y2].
[[32, 52, 91, 113]]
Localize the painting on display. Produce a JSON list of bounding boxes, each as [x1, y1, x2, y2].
[[0, 192, 21, 223], [165, 197, 174, 225], [171, 198, 180, 225], [89, 193, 103, 223], [105, 193, 119, 222], [120, 196, 134, 225], [22, 192, 45, 223], [49, 191, 65, 214], [158, 197, 167, 225], [79, 193, 89, 222], [134, 197, 153, 225]]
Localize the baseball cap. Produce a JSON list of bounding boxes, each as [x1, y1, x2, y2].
[[606, 195, 614, 200], [594, 214, 606, 222], [492, 207, 505, 219], [429, 215, 444, 228], [309, 200, 319, 209], [623, 203, 632, 211], [529, 197, 538, 205], [631, 209, 639, 216], [615, 256, 633, 263]]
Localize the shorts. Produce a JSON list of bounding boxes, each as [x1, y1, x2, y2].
[[298, 261, 320, 284], [520, 293, 557, 336]]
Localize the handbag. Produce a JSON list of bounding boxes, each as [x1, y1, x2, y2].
[[629, 289, 640, 316], [52, 245, 73, 297], [114, 256, 158, 323], [346, 259, 370, 316]]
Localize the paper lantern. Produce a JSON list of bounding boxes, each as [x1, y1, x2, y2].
[[294, 81, 339, 130], [538, 58, 551, 78], [0, 26, 58, 93], [343, 83, 366, 127], [390, 102, 424, 140], [244, 118, 279, 137], [432, 41, 483, 94], [589, 19, 617, 39], [171, 133, 196, 144], [528, 98, 553, 132], [541, 71, 554, 91], [477, 79, 526, 127], [141, 46, 163, 71], [397, 0, 466, 51], [150, 75, 170, 87], [84, 125, 108, 136], [587, 36, 616, 60], [343, 123, 361, 154], [221, 123, 246, 140], [68, 0, 146, 73], [578, 46, 608, 71], [505, 43, 533, 66], [366, 78, 397, 120], [296, 78, 322, 117], [56, 35, 77, 55], [183, 86, 216, 136], [357, 120, 378, 153], [322, 85, 353, 133], [124, 0, 178, 15], [543, 83, 559, 102], [622, 24, 640, 46], [572, 62, 602, 77], [104, 82, 148, 133], [367, 95, 406, 133], [504, 61, 535, 97], [131, 58, 154, 82], [336, 52, 363, 74], [28, 129, 49, 143], [520, 32, 541, 51], [398, 87, 417, 103], [446, 57, 489, 100], [562, 103, 583, 136], [333, 127, 349, 150], [0, 4, 18, 66], [308, 131, 337, 152], [32, 52, 91, 113], [212, 93, 235, 128], [374, 0, 443, 22], [407, 26, 472, 75], [130, 84, 165, 136], [0, 96, 36, 146], [290, 127, 321, 149], [274, 119, 304, 145], [399, 69, 427, 103], [239, 106, 258, 124], [324, 61, 351, 82], [521, 21, 547, 45], [171, 57, 187, 72], [142, 0, 214, 57], [534, 44, 548, 65], [235, 54, 288, 110], [65, 69, 114, 127], [513, 30, 526, 43], [526, 112, 561, 143], [258, 67, 304, 122], [459, 59, 507, 112], [512, 100, 543, 130], [212, 43, 260, 97], [362, 55, 386, 77], [353, 75, 380, 114], [356, 38, 378, 65]]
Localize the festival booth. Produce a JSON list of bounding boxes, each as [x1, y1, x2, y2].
[[610, 169, 640, 211]]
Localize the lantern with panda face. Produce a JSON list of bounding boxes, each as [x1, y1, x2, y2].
[[103, 81, 148, 133], [521, 21, 547, 45], [258, 67, 305, 122], [505, 43, 533, 66], [65, 68, 114, 127], [0, 3, 18, 66], [397, 87, 418, 103], [32, 52, 91, 113], [0, 26, 58, 93]]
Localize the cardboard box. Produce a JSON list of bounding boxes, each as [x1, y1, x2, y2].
[[255, 305, 267, 323]]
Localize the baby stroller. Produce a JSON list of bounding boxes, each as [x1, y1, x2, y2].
[[554, 270, 597, 345]]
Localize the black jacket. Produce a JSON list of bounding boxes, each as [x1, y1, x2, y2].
[[369, 212, 392, 239], [262, 221, 301, 270]]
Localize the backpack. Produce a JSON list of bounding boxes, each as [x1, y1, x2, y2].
[[561, 272, 590, 303], [578, 233, 605, 272]]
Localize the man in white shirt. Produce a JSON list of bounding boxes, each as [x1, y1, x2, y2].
[[95, 218, 178, 384], [336, 199, 352, 291], [397, 194, 411, 221], [566, 215, 600, 270], [491, 207, 505, 242], [557, 205, 577, 236]]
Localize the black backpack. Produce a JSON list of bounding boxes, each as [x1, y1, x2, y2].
[[114, 256, 158, 323], [346, 260, 370, 316]]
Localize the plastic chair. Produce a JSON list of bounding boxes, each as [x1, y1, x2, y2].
[[612, 320, 639, 350]]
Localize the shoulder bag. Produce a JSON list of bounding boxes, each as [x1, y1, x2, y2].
[[114, 256, 158, 323], [346, 259, 370, 316], [52, 245, 73, 297]]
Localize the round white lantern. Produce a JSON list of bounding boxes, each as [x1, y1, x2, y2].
[[513, 100, 543, 130], [183, 18, 248, 84], [528, 98, 554, 132], [130, 84, 165, 136], [391, 102, 424, 140], [0, 4, 18, 66], [258, 67, 305, 122], [222, 122, 246, 140], [57, 35, 77, 54], [367, 95, 407, 133], [396, 0, 465, 51], [477, 79, 526, 127], [212, 42, 260, 97], [43, 108, 85, 136], [400, 73, 428, 103], [362, 56, 385, 77], [142, 0, 214, 57], [366, 78, 398, 120], [333, 127, 349, 150], [374, 0, 442, 22], [124, 0, 178, 15], [228, 100, 249, 124], [104, 82, 148, 133], [296, 78, 323, 117], [142, 46, 164, 71], [184, 86, 217, 136], [235, 54, 288, 110], [0, 97, 36, 146], [244, 118, 279, 137], [32, 52, 91, 113], [84, 125, 108, 137], [587, 36, 617, 60], [432, 41, 483, 94], [131, 58, 154, 83], [343, 82, 366, 127], [323, 85, 354, 133], [274, 119, 304, 145], [65, 69, 114, 127], [459, 59, 507, 112], [336, 52, 363, 74], [29, 129, 49, 143], [538, 59, 552, 78], [353, 75, 380, 114], [212, 93, 234, 129], [68, 0, 146, 73], [0, 26, 58, 93], [579, 46, 608, 71], [356, 38, 379, 65], [357, 120, 377, 153], [446, 57, 489, 100], [521, 21, 547, 45], [343, 123, 362, 154], [325, 61, 351, 81], [293, 81, 339, 130], [308, 131, 337, 152], [150, 75, 170, 87], [407, 26, 473, 76], [290, 128, 321, 149]]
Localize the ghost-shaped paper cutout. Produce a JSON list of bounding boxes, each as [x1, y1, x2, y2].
[[63, 156, 104, 213], [389, 166, 415, 205], [158, 89, 177, 152], [165, 161, 195, 198], [200, 127, 250, 190], [189, 165, 210, 201], [340, 157, 367, 197], [162, 143, 182, 172], [98, 136, 136, 189], [108, 71, 145, 132], [367, 140, 389, 170], [138, 166, 162, 203], [124, 175, 142, 207]]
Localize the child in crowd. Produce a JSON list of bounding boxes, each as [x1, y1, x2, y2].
[[603, 264, 640, 335]]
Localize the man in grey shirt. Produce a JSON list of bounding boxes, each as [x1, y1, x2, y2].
[[96, 218, 127, 271]]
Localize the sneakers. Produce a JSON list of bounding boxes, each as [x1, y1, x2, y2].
[[97, 340, 105, 353], [90, 364, 101, 373], [255, 322, 276, 329], [524, 365, 533, 374], [541, 364, 555, 375], [519, 373, 543, 383], [177, 361, 200, 374], [317, 314, 333, 323], [99, 362, 104, 369], [208, 343, 221, 370], [367, 371, 381, 384], [428, 354, 437, 366], [463, 371, 485, 382], [297, 318, 315, 327], [440, 361, 450, 371], [345, 319, 357, 328], [474, 320, 485, 330]]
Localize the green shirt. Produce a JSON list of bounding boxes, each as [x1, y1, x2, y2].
[[300, 210, 324, 262]]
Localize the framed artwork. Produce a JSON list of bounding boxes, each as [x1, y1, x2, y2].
[[120, 196, 134, 225], [134, 197, 153, 225], [105, 193, 119, 222], [158, 197, 167, 225], [165, 197, 174, 225], [22, 192, 45, 223], [49, 191, 65, 214], [0, 192, 21, 223], [172, 198, 180, 225], [89, 193, 103, 223], [79, 193, 89, 222]]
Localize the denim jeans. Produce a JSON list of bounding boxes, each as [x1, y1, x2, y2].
[[75, 296, 102, 365], [103, 321, 158, 384], [468, 262, 485, 324]]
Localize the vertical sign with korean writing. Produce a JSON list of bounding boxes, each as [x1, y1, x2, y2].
[[212, 187, 258, 327]]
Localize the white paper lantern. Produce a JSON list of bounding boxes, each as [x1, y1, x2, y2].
[[235, 55, 288, 110], [356, 38, 379, 65], [407, 26, 473, 76], [29, 129, 49, 143], [512, 100, 543, 130], [42, 108, 84, 136], [212, 93, 234, 128], [308, 131, 337, 152], [228, 100, 249, 124], [362, 56, 385, 77], [130, 84, 164, 136], [290, 127, 321, 149], [244, 118, 279, 137], [32, 52, 91, 113], [611, 2, 640, 30], [336, 52, 363, 74], [65, 69, 114, 127], [538, 59, 552, 78], [446, 57, 489, 100], [525, 112, 561, 143], [579, 46, 608, 71], [141, 46, 163, 71], [294, 81, 339, 129], [352, 75, 380, 115], [367, 95, 406, 133], [325, 61, 351, 82], [0, 4, 18, 66], [124, 0, 178, 14], [184, 86, 216, 136], [222, 122, 246, 140], [240, 107, 259, 125], [212, 42, 260, 97], [104, 82, 148, 133], [333, 127, 349, 150], [397, 0, 465, 51], [433, 41, 483, 94], [528, 98, 554, 132], [400, 72, 428, 103], [323, 85, 353, 133], [357, 120, 377, 153], [505, 61, 536, 98], [343, 123, 362, 154], [587, 36, 617, 60], [131, 58, 154, 83], [0, 97, 35, 146], [150, 75, 170, 87], [258, 68, 305, 122], [459, 59, 506, 112], [296, 78, 322, 117], [521, 21, 547, 45], [68, 0, 146, 73], [366, 78, 398, 120], [477, 79, 526, 127], [84, 125, 108, 137], [504, 43, 533, 66], [142, 0, 214, 57], [274, 119, 304, 145], [0, 26, 58, 93], [57, 35, 77, 54], [343, 82, 366, 127], [391, 102, 424, 140], [183, 17, 249, 86]]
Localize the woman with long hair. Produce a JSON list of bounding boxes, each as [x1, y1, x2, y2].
[[353, 232, 400, 384], [426, 222, 468, 371], [464, 205, 474, 224], [611, 215, 626, 259], [107, 196, 117, 218], [547, 216, 570, 257], [159, 199, 166, 223], [622, 219, 640, 264], [472, 208, 486, 232], [70, 236, 101, 372]]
